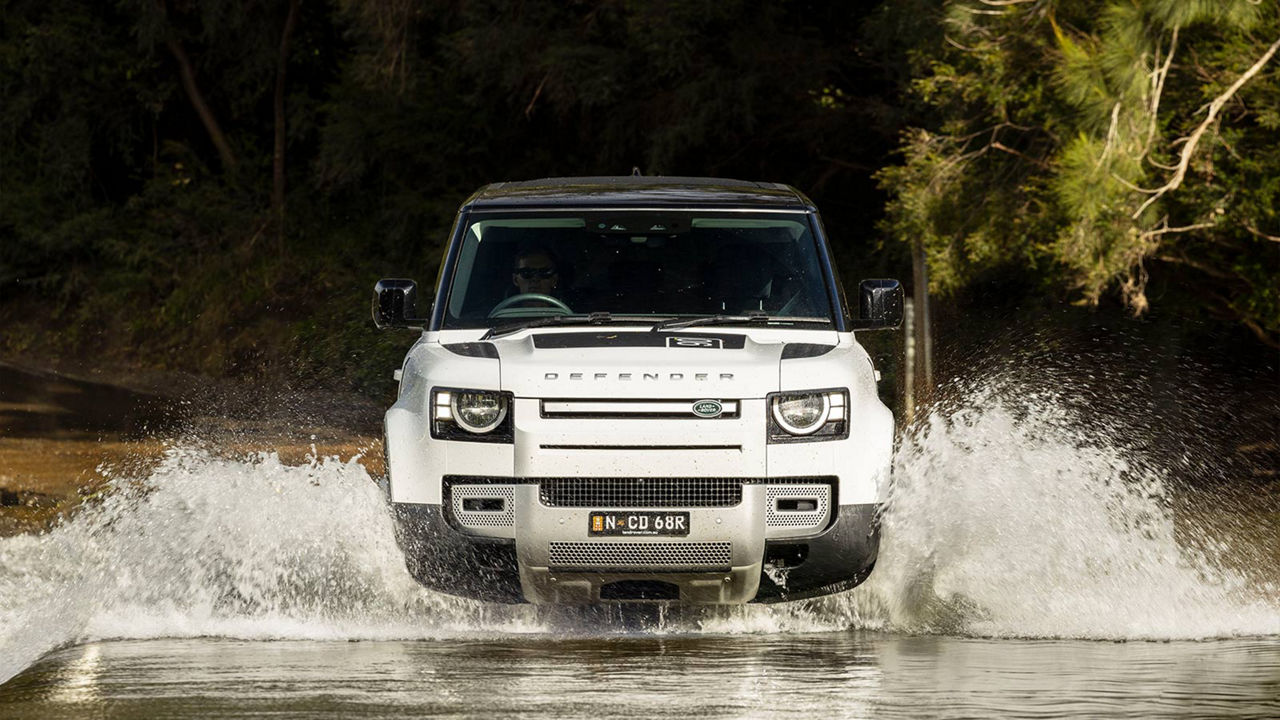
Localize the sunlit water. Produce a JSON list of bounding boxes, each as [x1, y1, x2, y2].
[[1, 373, 1277, 714], [3, 635, 1278, 719]]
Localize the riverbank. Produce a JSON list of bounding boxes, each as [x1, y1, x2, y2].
[[0, 361, 384, 536]]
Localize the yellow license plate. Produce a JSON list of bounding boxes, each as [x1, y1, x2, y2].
[[589, 512, 690, 537]]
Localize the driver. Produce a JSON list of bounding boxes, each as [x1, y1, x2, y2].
[[512, 247, 560, 296]]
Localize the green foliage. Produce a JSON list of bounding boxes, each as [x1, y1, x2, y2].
[[8, 0, 1273, 395], [1, 0, 899, 392], [880, 0, 1280, 343]]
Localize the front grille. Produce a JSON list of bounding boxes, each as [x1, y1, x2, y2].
[[539, 478, 742, 508], [548, 541, 732, 571]]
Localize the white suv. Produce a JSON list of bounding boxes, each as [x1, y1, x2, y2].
[[374, 176, 901, 604]]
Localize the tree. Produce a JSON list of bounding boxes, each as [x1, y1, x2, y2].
[[879, 0, 1280, 346]]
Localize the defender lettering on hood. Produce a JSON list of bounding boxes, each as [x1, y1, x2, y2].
[[544, 372, 735, 381]]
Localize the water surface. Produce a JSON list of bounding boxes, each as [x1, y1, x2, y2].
[[3, 634, 1278, 718], [1, 365, 1276, 716]]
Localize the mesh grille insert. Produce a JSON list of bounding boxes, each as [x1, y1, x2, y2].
[[548, 542, 732, 570], [765, 484, 831, 530], [539, 478, 742, 508], [449, 484, 516, 528]]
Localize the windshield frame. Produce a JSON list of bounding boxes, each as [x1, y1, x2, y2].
[[428, 207, 848, 333]]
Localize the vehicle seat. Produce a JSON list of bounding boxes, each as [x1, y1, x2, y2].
[[708, 244, 776, 313], [603, 259, 665, 313]]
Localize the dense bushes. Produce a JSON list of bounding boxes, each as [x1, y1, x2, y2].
[[2, 1, 1274, 401]]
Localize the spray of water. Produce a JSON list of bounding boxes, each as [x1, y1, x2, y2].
[[0, 448, 542, 684], [1, 373, 1276, 683], [825, 379, 1278, 639]]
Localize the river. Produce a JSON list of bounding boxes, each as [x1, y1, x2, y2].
[[3, 635, 1278, 718], [0, 357, 1277, 717]]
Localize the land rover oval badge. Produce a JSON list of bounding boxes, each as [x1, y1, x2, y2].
[[692, 400, 723, 418]]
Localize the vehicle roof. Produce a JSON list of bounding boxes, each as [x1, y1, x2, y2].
[[463, 176, 815, 211]]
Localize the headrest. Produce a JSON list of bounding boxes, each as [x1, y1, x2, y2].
[[710, 245, 775, 301]]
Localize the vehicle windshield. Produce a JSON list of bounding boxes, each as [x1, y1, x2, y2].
[[441, 210, 835, 329]]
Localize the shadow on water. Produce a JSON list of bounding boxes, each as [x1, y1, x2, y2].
[[0, 363, 182, 439]]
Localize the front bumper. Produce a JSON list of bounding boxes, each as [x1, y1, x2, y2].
[[390, 493, 879, 604]]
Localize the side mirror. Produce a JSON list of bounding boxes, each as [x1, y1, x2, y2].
[[373, 278, 428, 329], [850, 279, 903, 330]]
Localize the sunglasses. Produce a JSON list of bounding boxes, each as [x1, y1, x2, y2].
[[514, 267, 557, 279]]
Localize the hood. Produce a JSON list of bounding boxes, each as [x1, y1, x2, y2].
[[492, 330, 783, 399]]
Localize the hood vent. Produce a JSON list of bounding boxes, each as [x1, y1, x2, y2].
[[531, 332, 746, 349]]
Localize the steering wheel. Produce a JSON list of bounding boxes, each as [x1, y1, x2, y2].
[[488, 293, 574, 318]]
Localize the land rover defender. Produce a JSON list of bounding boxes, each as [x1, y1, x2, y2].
[[373, 176, 901, 604]]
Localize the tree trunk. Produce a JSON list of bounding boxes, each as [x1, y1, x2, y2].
[[911, 238, 934, 410], [164, 36, 237, 171], [273, 0, 301, 219]]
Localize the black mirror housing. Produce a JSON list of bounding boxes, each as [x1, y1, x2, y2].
[[850, 278, 903, 330], [373, 278, 427, 329]]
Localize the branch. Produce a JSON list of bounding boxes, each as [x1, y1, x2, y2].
[[157, 1, 236, 170], [1145, 28, 1178, 156], [1140, 220, 1216, 241], [1153, 253, 1237, 280], [524, 73, 549, 118], [272, 0, 300, 218], [1244, 223, 1280, 242], [1133, 36, 1280, 219], [991, 141, 1049, 169], [164, 39, 237, 170], [1110, 172, 1154, 193], [1241, 317, 1280, 350], [1096, 101, 1121, 169]]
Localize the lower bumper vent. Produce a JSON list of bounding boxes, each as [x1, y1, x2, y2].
[[450, 484, 516, 529], [548, 541, 731, 571], [765, 483, 832, 534]]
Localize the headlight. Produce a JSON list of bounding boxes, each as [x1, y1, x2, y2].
[[772, 393, 829, 435], [767, 389, 848, 443], [432, 388, 514, 442], [451, 391, 507, 433]]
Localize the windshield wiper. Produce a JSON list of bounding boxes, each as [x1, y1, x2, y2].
[[482, 312, 615, 340], [650, 312, 772, 332], [650, 313, 835, 332]]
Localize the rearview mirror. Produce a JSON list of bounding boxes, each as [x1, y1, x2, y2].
[[373, 278, 428, 329], [850, 279, 903, 330]]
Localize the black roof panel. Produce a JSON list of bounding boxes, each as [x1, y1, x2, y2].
[[464, 176, 813, 210]]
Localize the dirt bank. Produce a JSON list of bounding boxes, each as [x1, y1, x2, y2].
[[0, 361, 385, 536]]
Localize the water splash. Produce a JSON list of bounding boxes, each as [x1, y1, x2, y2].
[[2, 374, 1277, 684], [0, 447, 540, 684], [846, 380, 1277, 639], [707, 374, 1279, 639]]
